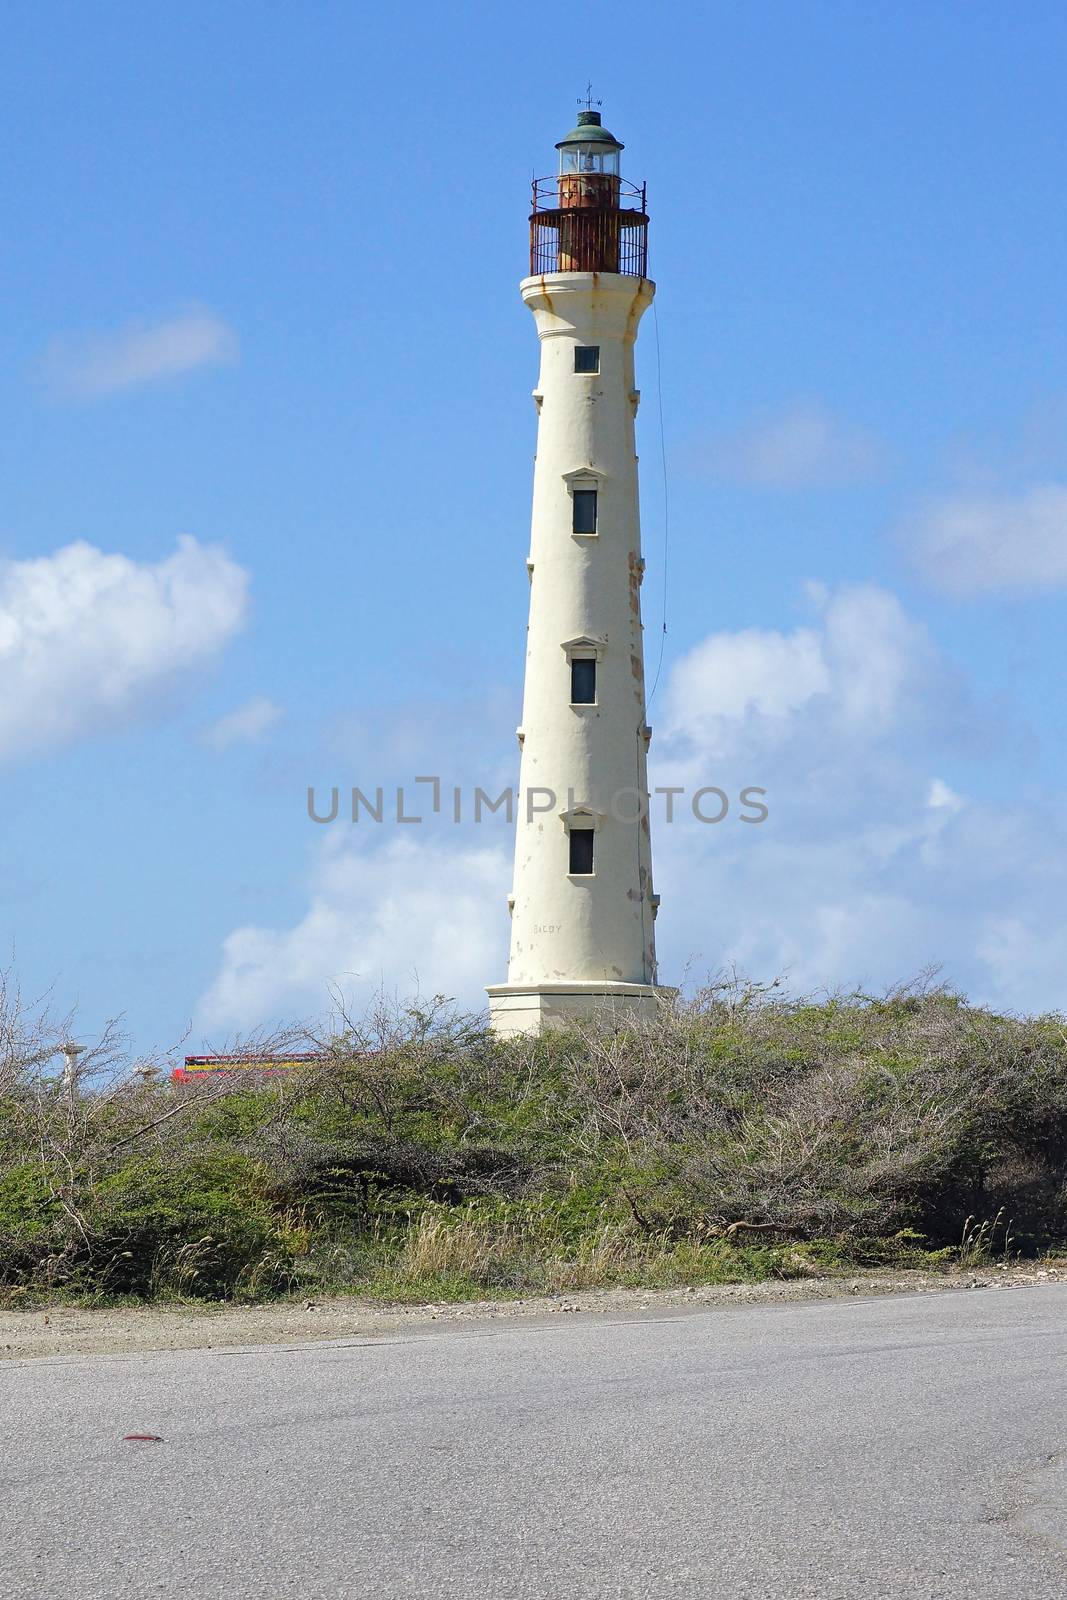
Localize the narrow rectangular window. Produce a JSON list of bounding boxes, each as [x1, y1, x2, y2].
[[569, 828, 594, 875], [574, 345, 600, 374], [571, 658, 596, 704], [572, 488, 597, 535]]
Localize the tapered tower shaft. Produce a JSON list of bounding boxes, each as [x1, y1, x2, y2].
[[487, 109, 669, 1037]]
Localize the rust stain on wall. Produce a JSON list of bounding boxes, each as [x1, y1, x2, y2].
[[628, 550, 642, 619]]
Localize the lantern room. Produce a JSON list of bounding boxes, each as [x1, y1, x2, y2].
[[557, 110, 622, 188], [530, 106, 649, 278], [556, 111, 621, 214]]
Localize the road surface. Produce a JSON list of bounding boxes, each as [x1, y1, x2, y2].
[[2, 1285, 1066, 1598]]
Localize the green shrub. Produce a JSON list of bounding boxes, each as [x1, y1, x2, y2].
[[84, 1153, 291, 1299], [2, 978, 1066, 1302]]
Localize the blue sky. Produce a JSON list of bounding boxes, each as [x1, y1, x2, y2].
[[4, 0, 1067, 1054]]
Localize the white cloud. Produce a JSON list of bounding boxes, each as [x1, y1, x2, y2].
[[203, 696, 284, 752], [666, 626, 828, 742], [927, 778, 964, 814], [660, 583, 940, 759], [196, 834, 510, 1033], [899, 482, 1067, 595], [41, 308, 237, 397], [651, 582, 1067, 1014], [699, 403, 883, 488], [0, 535, 249, 761], [975, 915, 1067, 1014]]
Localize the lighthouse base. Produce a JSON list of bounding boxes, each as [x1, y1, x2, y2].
[[486, 980, 674, 1039]]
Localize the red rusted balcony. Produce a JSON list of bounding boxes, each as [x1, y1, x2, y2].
[[529, 175, 649, 278]]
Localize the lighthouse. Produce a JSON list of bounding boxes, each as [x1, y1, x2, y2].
[[487, 106, 671, 1037]]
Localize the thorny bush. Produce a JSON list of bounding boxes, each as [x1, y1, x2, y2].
[[1, 972, 1065, 1301]]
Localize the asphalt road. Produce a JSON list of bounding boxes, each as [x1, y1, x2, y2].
[[2, 1286, 1066, 1599]]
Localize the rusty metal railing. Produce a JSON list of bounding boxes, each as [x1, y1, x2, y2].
[[529, 175, 649, 278], [531, 176, 647, 214]]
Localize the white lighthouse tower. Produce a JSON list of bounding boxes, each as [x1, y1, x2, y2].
[[487, 105, 670, 1037]]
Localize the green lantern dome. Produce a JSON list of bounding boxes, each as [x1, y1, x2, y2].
[[555, 110, 624, 152]]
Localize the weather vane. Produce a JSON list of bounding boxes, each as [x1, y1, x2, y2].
[[580, 81, 602, 111]]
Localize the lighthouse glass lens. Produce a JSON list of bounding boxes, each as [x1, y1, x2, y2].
[[560, 146, 619, 176]]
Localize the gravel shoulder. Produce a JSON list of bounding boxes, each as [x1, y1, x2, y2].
[[3, 1262, 1065, 1362]]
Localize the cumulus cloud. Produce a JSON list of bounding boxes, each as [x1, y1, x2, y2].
[[660, 583, 945, 760], [196, 834, 510, 1033], [898, 482, 1067, 595], [698, 403, 883, 488], [662, 794, 1067, 1017], [202, 696, 284, 752], [650, 583, 1065, 1014], [665, 626, 828, 742], [0, 535, 248, 761], [41, 308, 237, 398]]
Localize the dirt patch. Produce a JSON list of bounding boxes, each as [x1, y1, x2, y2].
[[3, 1263, 1066, 1363]]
